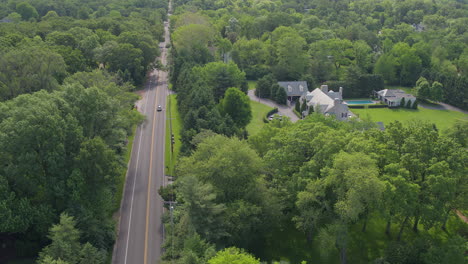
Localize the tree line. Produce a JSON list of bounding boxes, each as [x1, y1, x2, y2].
[[164, 0, 468, 263], [170, 0, 467, 108], [161, 114, 467, 264], [0, 0, 166, 262]]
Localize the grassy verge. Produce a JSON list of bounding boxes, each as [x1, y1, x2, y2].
[[165, 94, 182, 176], [247, 80, 257, 90], [352, 107, 467, 131], [246, 100, 273, 136], [114, 121, 137, 211]]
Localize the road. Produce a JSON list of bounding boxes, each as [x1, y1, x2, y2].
[[112, 9, 171, 264]]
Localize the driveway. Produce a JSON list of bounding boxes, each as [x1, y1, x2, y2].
[[248, 90, 300, 122], [419, 102, 468, 114]]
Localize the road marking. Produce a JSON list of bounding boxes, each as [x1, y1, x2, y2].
[[144, 73, 160, 264], [123, 75, 151, 264]]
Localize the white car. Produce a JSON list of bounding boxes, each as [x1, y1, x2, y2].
[[157, 105, 162, 112]]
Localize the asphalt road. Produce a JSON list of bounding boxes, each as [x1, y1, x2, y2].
[[112, 13, 170, 264]]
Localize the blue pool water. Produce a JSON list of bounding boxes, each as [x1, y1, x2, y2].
[[345, 100, 375, 105]]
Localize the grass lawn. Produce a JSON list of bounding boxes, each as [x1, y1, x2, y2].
[[352, 107, 467, 131], [165, 94, 182, 176], [246, 100, 273, 136], [247, 80, 257, 90]]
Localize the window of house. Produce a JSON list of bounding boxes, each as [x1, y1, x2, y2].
[[288, 85, 292, 92], [299, 85, 304, 92]]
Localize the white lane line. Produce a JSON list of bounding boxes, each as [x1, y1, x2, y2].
[[124, 75, 152, 264]]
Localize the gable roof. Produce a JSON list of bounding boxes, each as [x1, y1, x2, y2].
[[278, 81, 308, 97], [377, 89, 416, 100]]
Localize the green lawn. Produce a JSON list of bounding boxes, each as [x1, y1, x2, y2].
[[165, 94, 182, 176], [352, 107, 467, 131], [246, 100, 273, 136], [247, 80, 257, 90]]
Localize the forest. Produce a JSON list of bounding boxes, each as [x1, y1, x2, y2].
[[0, 0, 167, 263], [164, 0, 468, 263], [0, 0, 467, 263]]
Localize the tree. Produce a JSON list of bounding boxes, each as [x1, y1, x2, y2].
[[219, 88, 252, 128], [16, 2, 38, 21], [273, 83, 287, 105], [196, 62, 246, 102], [295, 99, 301, 113], [416, 77, 431, 100], [208, 247, 260, 264], [37, 213, 106, 264], [430, 81, 443, 102], [374, 54, 398, 84], [37, 213, 81, 263], [0, 47, 66, 100], [400, 97, 406, 108], [255, 74, 275, 98], [274, 34, 309, 80], [406, 99, 412, 109]]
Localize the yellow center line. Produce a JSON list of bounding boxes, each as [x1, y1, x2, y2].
[[144, 73, 159, 264]]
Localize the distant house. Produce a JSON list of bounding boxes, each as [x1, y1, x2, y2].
[[301, 85, 350, 121], [375, 89, 416, 107], [278, 81, 308, 102]]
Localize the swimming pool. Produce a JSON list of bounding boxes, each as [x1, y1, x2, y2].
[[345, 100, 375, 105]]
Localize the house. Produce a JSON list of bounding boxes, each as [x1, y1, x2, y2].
[[375, 89, 416, 107], [301, 85, 350, 121], [278, 81, 308, 102]]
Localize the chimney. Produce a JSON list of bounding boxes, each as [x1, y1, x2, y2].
[[320, 85, 328, 93], [339, 87, 343, 95]]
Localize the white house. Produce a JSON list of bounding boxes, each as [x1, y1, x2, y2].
[[376, 89, 416, 107], [300, 85, 350, 121]]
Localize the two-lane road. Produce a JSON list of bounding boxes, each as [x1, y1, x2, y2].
[[112, 14, 171, 264]]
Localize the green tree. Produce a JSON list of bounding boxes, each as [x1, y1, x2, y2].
[[196, 62, 246, 102], [416, 77, 431, 100], [400, 97, 406, 108], [374, 54, 398, 84], [16, 2, 38, 21], [219, 87, 252, 128], [273, 84, 287, 105], [37, 213, 81, 263], [208, 247, 260, 264], [274, 34, 309, 80], [430, 81, 443, 102]]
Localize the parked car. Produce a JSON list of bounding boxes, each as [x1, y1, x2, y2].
[[157, 105, 162, 111]]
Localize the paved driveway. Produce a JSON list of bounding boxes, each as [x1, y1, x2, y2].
[[248, 90, 300, 122]]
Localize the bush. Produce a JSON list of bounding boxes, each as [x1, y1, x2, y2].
[[266, 108, 278, 117]]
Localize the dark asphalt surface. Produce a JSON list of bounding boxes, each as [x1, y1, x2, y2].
[[112, 10, 170, 264]]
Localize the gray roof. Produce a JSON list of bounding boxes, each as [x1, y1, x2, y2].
[[377, 89, 416, 100], [278, 81, 308, 97]]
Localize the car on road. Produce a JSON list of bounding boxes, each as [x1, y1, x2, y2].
[[157, 105, 162, 112]]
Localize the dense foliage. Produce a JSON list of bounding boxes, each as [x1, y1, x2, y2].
[[166, 0, 468, 263], [0, 0, 161, 261], [163, 114, 467, 263], [170, 0, 467, 108]]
